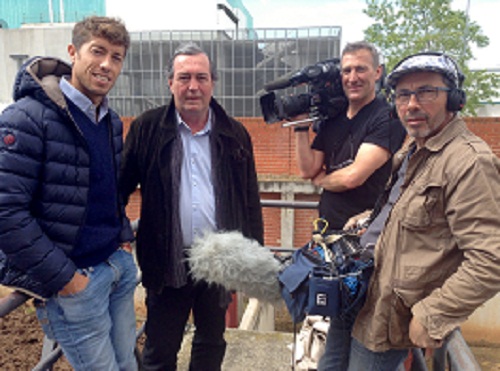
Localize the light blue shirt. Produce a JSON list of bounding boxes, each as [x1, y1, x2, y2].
[[177, 110, 216, 247], [59, 77, 109, 124]]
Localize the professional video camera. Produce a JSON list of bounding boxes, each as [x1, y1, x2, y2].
[[259, 58, 347, 132]]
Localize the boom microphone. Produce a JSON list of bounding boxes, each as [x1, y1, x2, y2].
[[187, 231, 283, 303]]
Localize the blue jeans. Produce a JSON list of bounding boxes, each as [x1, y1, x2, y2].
[[347, 338, 408, 371], [36, 249, 138, 371], [317, 315, 355, 371]]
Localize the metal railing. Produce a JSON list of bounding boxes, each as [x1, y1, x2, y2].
[[261, 199, 319, 210]]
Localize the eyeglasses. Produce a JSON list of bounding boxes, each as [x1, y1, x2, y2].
[[393, 86, 450, 105]]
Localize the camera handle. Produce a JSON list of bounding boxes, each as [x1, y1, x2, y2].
[[282, 117, 317, 128]]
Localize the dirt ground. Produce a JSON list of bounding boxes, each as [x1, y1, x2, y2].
[[1, 292, 500, 370], [0, 301, 72, 370], [0, 291, 148, 370]]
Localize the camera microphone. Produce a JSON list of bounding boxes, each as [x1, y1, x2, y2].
[[264, 69, 308, 91], [264, 76, 294, 91]]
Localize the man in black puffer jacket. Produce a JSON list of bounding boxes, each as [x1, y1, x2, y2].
[[0, 16, 138, 371]]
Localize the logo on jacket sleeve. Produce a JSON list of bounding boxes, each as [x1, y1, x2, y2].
[[3, 133, 16, 146]]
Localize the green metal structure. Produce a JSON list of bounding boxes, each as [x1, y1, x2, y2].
[[0, 0, 105, 29]]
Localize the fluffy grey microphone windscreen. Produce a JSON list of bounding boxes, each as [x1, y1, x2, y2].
[[187, 231, 282, 303]]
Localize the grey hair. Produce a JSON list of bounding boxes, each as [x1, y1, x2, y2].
[[166, 42, 218, 81], [342, 41, 380, 69]]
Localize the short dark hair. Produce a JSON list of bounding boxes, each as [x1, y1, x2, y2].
[[342, 41, 380, 69], [167, 42, 218, 81], [72, 16, 130, 54]]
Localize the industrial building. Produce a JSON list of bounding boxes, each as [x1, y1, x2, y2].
[[0, 0, 342, 118]]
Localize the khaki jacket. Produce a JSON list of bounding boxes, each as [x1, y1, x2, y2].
[[352, 116, 500, 351]]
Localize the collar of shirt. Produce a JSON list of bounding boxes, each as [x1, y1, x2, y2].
[[59, 76, 109, 124], [175, 109, 213, 135]]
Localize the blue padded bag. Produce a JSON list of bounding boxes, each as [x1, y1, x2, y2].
[[278, 246, 324, 323], [307, 265, 341, 317]]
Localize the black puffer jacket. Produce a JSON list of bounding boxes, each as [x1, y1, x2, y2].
[[0, 56, 133, 299]]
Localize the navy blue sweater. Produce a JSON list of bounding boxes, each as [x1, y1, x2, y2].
[[68, 100, 121, 268]]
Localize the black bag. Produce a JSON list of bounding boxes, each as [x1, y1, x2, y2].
[[338, 258, 374, 315]]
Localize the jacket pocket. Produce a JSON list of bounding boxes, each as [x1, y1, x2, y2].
[[400, 183, 450, 253], [401, 184, 442, 230], [388, 288, 420, 348]]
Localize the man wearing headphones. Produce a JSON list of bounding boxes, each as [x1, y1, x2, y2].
[[343, 52, 500, 369]]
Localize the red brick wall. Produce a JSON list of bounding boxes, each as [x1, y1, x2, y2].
[[293, 194, 323, 247], [244, 118, 299, 176], [261, 192, 281, 247], [121, 116, 499, 247], [465, 117, 500, 157]]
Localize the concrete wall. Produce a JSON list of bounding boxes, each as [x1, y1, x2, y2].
[[0, 25, 73, 103], [477, 103, 500, 117]]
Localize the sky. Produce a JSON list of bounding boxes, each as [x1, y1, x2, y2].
[[106, 0, 499, 70]]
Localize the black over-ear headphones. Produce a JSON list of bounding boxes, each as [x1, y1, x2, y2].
[[388, 51, 466, 112]]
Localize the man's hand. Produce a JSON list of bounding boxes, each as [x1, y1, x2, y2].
[[318, 143, 391, 193], [58, 271, 89, 296], [289, 114, 311, 132], [343, 209, 372, 233], [409, 317, 443, 349], [120, 241, 133, 253], [294, 116, 325, 180], [311, 170, 326, 187]]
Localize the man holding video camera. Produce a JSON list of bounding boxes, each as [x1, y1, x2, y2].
[[294, 41, 405, 370], [295, 41, 405, 231]]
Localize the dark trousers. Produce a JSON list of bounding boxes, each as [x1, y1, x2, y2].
[[142, 279, 229, 371]]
